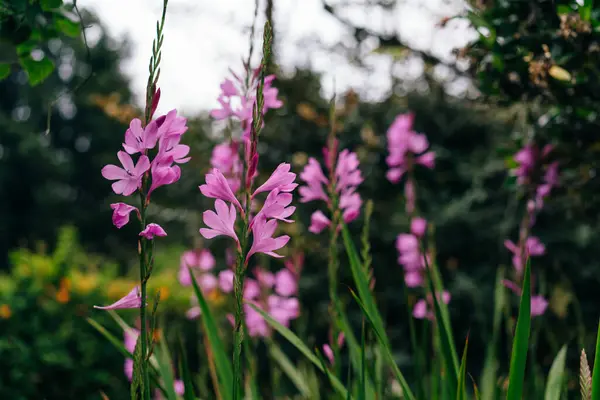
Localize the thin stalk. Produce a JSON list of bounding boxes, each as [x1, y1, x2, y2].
[[138, 191, 151, 400]]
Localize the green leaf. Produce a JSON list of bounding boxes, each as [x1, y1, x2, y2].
[[189, 269, 233, 400], [544, 345, 567, 400], [131, 334, 145, 400], [480, 268, 506, 400], [55, 16, 80, 38], [506, 260, 532, 400], [156, 335, 177, 400], [457, 337, 469, 400], [87, 318, 132, 358], [556, 5, 572, 15], [268, 341, 312, 397], [178, 337, 196, 400], [467, 11, 496, 47], [348, 290, 416, 400], [40, 0, 63, 10], [248, 303, 351, 399], [580, 0, 593, 21], [592, 319, 600, 400], [18, 55, 54, 86], [0, 63, 10, 80]]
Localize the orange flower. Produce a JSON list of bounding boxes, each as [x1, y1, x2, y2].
[[56, 278, 71, 304], [0, 304, 11, 319]]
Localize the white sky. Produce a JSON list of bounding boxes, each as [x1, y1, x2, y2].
[[79, 0, 476, 116]]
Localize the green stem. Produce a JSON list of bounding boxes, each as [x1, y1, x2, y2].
[[138, 192, 151, 400]]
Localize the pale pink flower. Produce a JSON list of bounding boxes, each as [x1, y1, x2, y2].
[[300, 158, 328, 185], [339, 190, 362, 223], [199, 273, 218, 292], [268, 295, 300, 327], [244, 303, 270, 337], [308, 211, 331, 234], [94, 286, 142, 310], [139, 223, 167, 239], [186, 307, 201, 320], [178, 249, 217, 287], [252, 163, 297, 198], [101, 151, 150, 196], [274, 269, 297, 296], [124, 327, 139, 354], [200, 199, 240, 244], [247, 216, 290, 261], [323, 333, 345, 365], [156, 134, 191, 165], [413, 291, 451, 320], [298, 182, 328, 203], [211, 142, 242, 192], [410, 217, 427, 237], [504, 237, 546, 273], [122, 118, 160, 154], [218, 269, 234, 293], [149, 160, 181, 195], [244, 278, 261, 300], [110, 203, 138, 229], [336, 149, 363, 192], [200, 169, 243, 211], [254, 267, 276, 288], [155, 109, 188, 139], [252, 189, 296, 227]]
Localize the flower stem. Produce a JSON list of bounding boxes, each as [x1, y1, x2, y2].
[[233, 207, 249, 400], [138, 192, 151, 400]]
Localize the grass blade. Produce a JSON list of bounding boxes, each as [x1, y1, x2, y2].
[[348, 290, 416, 400], [544, 344, 567, 400], [506, 259, 532, 400], [189, 269, 234, 400], [268, 341, 312, 397], [592, 319, 600, 400], [457, 336, 469, 400], [481, 268, 506, 400], [248, 303, 351, 399], [156, 334, 177, 400], [87, 318, 132, 358], [178, 337, 196, 400]]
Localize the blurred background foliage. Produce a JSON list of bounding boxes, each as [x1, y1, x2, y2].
[[1, 0, 600, 398]]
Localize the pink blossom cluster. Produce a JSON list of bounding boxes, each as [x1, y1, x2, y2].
[[502, 143, 559, 317], [395, 217, 430, 289], [101, 107, 189, 236], [512, 143, 559, 211], [210, 67, 283, 140], [123, 328, 184, 398], [412, 291, 451, 320], [322, 332, 345, 365], [210, 141, 243, 193], [199, 163, 297, 262], [386, 113, 434, 214], [299, 145, 363, 234]]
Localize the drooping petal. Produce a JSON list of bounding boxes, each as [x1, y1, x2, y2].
[[94, 286, 142, 310], [139, 223, 167, 239], [252, 163, 297, 197], [199, 169, 243, 211], [110, 203, 138, 229]]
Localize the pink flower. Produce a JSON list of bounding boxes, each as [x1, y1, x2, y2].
[[200, 199, 240, 244], [504, 237, 546, 273], [254, 267, 276, 288], [244, 278, 261, 300], [101, 151, 150, 196], [186, 306, 201, 320], [396, 233, 429, 287], [149, 160, 181, 195], [252, 163, 297, 198], [404, 180, 415, 213], [416, 151, 435, 169], [413, 291, 451, 320], [155, 109, 188, 139], [110, 203, 138, 229], [124, 328, 139, 354], [268, 295, 300, 327], [219, 269, 234, 293], [94, 286, 142, 310], [336, 149, 363, 192], [244, 304, 270, 337], [253, 189, 296, 228], [200, 169, 243, 211], [308, 211, 331, 234], [156, 135, 191, 165], [501, 279, 548, 317], [323, 333, 345, 365], [122, 118, 160, 154], [410, 217, 427, 237], [247, 216, 290, 261], [178, 249, 217, 287], [274, 269, 297, 296], [298, 182, 328, 203], [199, 273, 218, 292], [211, 142, 242, 192], [125, 359, 134, 381], [386, 167, 406, 183], [300, 158, 328, 186], [140, 223, 167, 239], [339, 190, 362, 223]]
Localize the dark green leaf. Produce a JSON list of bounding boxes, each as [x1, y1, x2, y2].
[[131, 334, 145, 400], [591, 319, 600, 400], [268, 341, 312, 397], [178, 337, 196, 400], [19, 55, 54, 86], [156, 335, 177, 400], [40, 0, 63, 11], [506, 260, 532, 400], [457, 337, 469, 400], [0, 63, 10, 80], [55, 16, 80, 38]]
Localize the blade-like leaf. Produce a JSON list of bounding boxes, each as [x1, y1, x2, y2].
[[178, 337, 196, 400], [544, 345, 567, 400], [249, 303, 350, 399], [156, 335, 177, 400], [189, 269, 234, 400], [592, 319, 600, 400], [87, 318, 132, 358], [268, 341, 312, 397], [481, 268, 506, 400], [348, 290, 416, 400], [506, 260, 532, 400], [457, 336, 469, 400], [131, 334, 145, 400]]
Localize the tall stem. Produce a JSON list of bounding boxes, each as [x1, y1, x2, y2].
[[138, 192, 150, 400]]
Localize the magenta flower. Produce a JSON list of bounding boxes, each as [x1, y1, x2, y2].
[[298, 181, 329, 203], [122, 118, 160, 154], [149, 161, 181, 195], [504, 237, 546, 273], [94, 286, 142, 310], [211, 142, 242, 192], [396, 233, 429, 287], [501, 279, 548, 317], [244, 278, 261, 300], [244, 303, 270, 337], [178, 249, 216, 287], [155, 109, 188, 139], [252, 189, 296, 226], [110, 203, 138, 229], [101, 151, 150, 196], [200, 169, 243, 211], [268, 295, 300, 327], [413, 291, 451, 320], [252, 163, 298, 198], [410, 217, 427, 237], [339, 190, 362, 223], [336, 149, 363, 192], [247, 216, 290, 261], [139, 223, 167, 239], [274, 268, 297, 296], [300, 157, 328, 185], [200, 199, 239, 244], [218, 269, 234, 293], [323, 333, 345, 365]]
